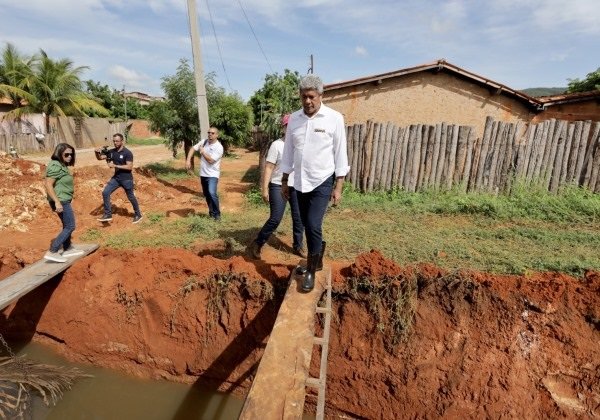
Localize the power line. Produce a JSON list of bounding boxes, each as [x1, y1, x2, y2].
[[205, 0, 232, 91], [235, 0, 274, 73]]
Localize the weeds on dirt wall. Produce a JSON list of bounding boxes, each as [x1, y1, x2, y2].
[[168, 271, 282, 337], [115, 283, 144, 320], [338, 274, 418, 352]]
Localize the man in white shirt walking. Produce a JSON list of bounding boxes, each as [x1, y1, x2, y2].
[[281, 75, 350, 292], [186, 127, 224, 221]]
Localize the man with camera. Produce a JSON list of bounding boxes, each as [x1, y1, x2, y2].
[[95, 133, 143, 223]]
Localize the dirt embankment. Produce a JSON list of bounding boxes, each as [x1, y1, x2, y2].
[[1, 152, 599, 418], [1, 247, 598, 418]]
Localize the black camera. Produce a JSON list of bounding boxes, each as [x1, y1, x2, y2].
[[100, 146, 113, 163]]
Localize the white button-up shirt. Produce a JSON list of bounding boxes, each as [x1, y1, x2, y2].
[[280, 103, 350, 193]]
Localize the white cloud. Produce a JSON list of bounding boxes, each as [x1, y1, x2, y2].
[[355, 46, 368, 56], [108, 65, 153, 89]]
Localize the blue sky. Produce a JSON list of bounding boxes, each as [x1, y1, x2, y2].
[[1, 0, 599, 100]]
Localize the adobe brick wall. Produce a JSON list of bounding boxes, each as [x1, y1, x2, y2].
[[533, 101, 600, 123], [323, 72, 536, 137]]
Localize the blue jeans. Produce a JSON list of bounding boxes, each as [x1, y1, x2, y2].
[[102, 177, 141, 217], [256, 185, 304, 248], [200, 176, 220, 219], [49, 200, 75, 252], [297, 175, 335, 255]]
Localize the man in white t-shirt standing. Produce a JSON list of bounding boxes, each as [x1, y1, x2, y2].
[[281, 75, 350, 292], [186, 126, 224, 221]]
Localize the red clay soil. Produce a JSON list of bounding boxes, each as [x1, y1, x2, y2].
[[1, 152, 599, 418]]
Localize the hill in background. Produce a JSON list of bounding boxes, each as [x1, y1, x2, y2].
[[521, 87, 566, 97]]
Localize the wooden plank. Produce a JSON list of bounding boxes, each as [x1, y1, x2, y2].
[[367, 123, 380, 192], [239, 266, 331, 420], [392, 127, 406, 189], [454, 126, 469, 185], [386, 125, 400, 190], [374, 123, 387, 190], [565, 121, 583, 183], [435, 123, 448, 188], [581, 122, 600, 188], [531, 121, 549, 182], [574, 121, 591, 185], [380, 122, 394, 191], [462, 129, 475, 192], [417, 125, 430, 190], [409, 125, 422, 192], [346, 125, 354, 186], [483, 121, 500, 191], [560, 123, 576, 186], [397, 126, 411, 189], [0, 244, 99, 310], [361, 120, 374, 192], [446, 124, 459, 188], [475, 117, 494, 191], [549, 121, 568, 192]]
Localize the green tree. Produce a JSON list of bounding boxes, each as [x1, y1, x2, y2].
[[248, 69, 301, 182], [25, 50, 108, 132], [248, 69, 301, 140], [147, 59, 252, 158], [146, 59, 200, 158], [0, 43, 37, 122], [567, 67, 600, 93]]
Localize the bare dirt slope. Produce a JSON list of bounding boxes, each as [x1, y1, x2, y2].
[[0, 150, 599, 418]]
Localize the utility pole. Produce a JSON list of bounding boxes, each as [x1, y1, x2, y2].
[[122, 86, 128, 139], [186, 0, 210, 141], [308, 54, 314, 74]]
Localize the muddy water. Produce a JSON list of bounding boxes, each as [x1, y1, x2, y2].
[[16, 341, 244, 419]]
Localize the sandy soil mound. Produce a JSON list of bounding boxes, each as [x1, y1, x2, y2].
[[1, 247, 598, 418]]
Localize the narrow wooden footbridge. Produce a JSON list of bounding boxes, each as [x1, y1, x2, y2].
[[240, 265, 333, 420], [0, 244, 99, 311]]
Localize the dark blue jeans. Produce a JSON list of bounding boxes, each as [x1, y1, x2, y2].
[[102, 177, 141, 217], [200, 176, 220, 219], [256, 184, 304, 249], [49, 200, 75, 252], [297, 175, 335, 255]]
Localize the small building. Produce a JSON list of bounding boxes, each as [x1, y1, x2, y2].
[[124, 91, 164, 106], [534, 90, 600, 123], [323, 59, 545, 137]]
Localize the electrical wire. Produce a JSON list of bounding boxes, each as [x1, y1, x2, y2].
[[205, 0, 233, 91], [235, 0, 274, 73]]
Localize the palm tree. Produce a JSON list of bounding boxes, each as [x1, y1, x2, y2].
[[26, 50, 108, 133], [0, 43, 37, 127]]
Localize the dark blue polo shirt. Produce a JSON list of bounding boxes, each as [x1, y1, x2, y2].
[[109, 147, 134, 181]]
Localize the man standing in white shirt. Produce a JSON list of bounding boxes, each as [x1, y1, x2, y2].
[[186, 127, 224, 221], [281, 75, 350, 292]]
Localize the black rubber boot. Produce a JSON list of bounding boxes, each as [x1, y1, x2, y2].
[[296, 241, 326, 276], [301, 253, 319, 293]]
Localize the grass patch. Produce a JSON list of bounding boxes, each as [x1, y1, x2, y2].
[[142, 162, 193, 182], [126, 136, 165, 146]]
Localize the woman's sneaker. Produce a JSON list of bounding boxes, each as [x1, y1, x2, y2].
[[44, 251, 67, 263], [132, 214, 143, 224], [62, 246, 84, 257]]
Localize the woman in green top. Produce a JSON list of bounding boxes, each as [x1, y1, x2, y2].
[[44, 143, 83, 262]]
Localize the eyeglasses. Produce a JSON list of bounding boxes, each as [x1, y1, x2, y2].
[[63, 153, 73, 157]]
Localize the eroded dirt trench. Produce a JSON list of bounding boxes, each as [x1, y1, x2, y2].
[[1, 247, 599, 418]]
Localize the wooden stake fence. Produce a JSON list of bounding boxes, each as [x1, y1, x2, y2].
[[345, 118, 600, 194]]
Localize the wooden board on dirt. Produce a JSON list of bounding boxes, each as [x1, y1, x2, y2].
[[239, 265, 331, 420], [0, 243, 99, 311]]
